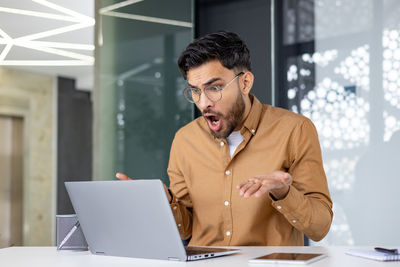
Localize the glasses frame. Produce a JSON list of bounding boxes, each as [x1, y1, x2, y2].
[[183, 72, 244, 103]]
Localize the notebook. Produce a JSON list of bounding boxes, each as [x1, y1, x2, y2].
[[65, 180, 240, 261], [346, 248, 400, 261]]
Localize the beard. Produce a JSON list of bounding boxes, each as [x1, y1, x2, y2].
[[202, 91, 245, 139]]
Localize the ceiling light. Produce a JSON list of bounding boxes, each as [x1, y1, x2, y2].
[[0, 38, 94, 51], [99, 0, 144, 14], [0, 27, 11, 40], [20, 40, 94, 51], [32, 0, 94, 23], [16, 22, 93, 42], [100, 0, 192, 28], [0, 60, 92, 66], [16, 42, 94, 63], [104, 11, 192, 28], [0, 6, 81, 22], [0, 0, 94, 66], [0, 43, 12, 61]]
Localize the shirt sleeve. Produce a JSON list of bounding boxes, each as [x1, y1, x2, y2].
[[270, 118, 333, 242], [167, 134, 193, 241]]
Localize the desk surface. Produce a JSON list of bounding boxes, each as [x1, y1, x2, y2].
[[1, 246, 398, 267]]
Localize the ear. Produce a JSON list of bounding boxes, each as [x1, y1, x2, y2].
[[240, 71, 254, 96]]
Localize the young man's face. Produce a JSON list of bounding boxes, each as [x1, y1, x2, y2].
[[187, 60, 245, 139]]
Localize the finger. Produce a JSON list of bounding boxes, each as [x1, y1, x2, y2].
[[239, 181, 256, 196], [259, 172, 291, 187], [270, 172, 291, 185], [270, 171, 291, 184], [236, 180, 250, 190], [261, 177, 281, 188], [247, 177, 263, 183], [254, 184, 271, 198], [237, 178, 258, 190], [281, 173, 292, 185], [236, 182, 244, 190], [243, 183, 263, 198], [240, 179, 262, 197], [116, 172, 132, 180]]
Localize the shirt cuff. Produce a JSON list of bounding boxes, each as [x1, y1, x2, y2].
[[270, 186, 299, 211]]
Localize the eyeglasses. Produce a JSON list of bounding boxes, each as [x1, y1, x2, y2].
[[183, 72, 244, 103]]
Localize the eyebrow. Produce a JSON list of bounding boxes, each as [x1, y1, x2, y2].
[[188, 77, 223, 88]]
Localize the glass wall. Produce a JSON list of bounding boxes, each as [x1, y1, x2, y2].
[[276, 0, 400, 245], [94, 0, 193, 185]]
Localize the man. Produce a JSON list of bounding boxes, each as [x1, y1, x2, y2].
[[118, 31, 333, 246]]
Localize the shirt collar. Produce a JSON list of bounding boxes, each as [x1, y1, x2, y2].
[[241, 94, 263, 136]]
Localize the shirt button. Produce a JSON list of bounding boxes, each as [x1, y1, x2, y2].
[[178, 224, 182, 227], [251, 129, 255, 133], [292, 220, 297, 223], [220, 141, 225, 146], [277, 205, 282, 210], [224, 201, 229, 206], [225, 170, 231, 175], [226, 231, 231, 236], [173, 206, 177, 210]]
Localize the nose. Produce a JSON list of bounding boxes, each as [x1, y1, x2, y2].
[[196, 91, 213, 111]]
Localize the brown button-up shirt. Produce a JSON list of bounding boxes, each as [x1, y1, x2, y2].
[[167, 94, 333, 246]]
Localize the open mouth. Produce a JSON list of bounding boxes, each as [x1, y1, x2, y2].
[[205, 114, 222, 132]]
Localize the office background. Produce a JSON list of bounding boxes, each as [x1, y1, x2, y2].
[[0, 0, 399, 248]]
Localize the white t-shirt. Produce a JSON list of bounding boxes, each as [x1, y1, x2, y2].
[[226, 130, 244, 158]]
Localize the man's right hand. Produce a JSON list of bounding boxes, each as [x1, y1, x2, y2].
[[115, 172, 172, 203], [116, 172, 132, 180]]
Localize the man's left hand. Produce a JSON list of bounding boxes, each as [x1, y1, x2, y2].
[[236, 171, 292, 200]]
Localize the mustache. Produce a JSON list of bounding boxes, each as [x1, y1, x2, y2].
[[202, 108, 223, 117]]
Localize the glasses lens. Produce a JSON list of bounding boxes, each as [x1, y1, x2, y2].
[[183, 87, 197, 103], [204, 86, 222, 102]]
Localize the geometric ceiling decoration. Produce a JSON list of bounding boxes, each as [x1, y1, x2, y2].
[[0, 0, 94, 66]]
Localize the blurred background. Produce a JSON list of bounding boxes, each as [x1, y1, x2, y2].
[[0, 0, 399, 248]]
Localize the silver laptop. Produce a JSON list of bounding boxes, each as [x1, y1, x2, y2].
[[65, 180, 240, 261]]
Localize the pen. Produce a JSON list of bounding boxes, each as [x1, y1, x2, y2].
[[374, 247, 399, 255], [57, 221, 80, 250]]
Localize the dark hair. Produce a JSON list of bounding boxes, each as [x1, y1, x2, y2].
[[177, 31, 251, 79]]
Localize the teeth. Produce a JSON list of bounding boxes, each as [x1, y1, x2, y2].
[[212, 120, 218, 125]]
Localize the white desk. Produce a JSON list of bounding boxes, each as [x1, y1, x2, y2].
[[0, 246, 397, 267]]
